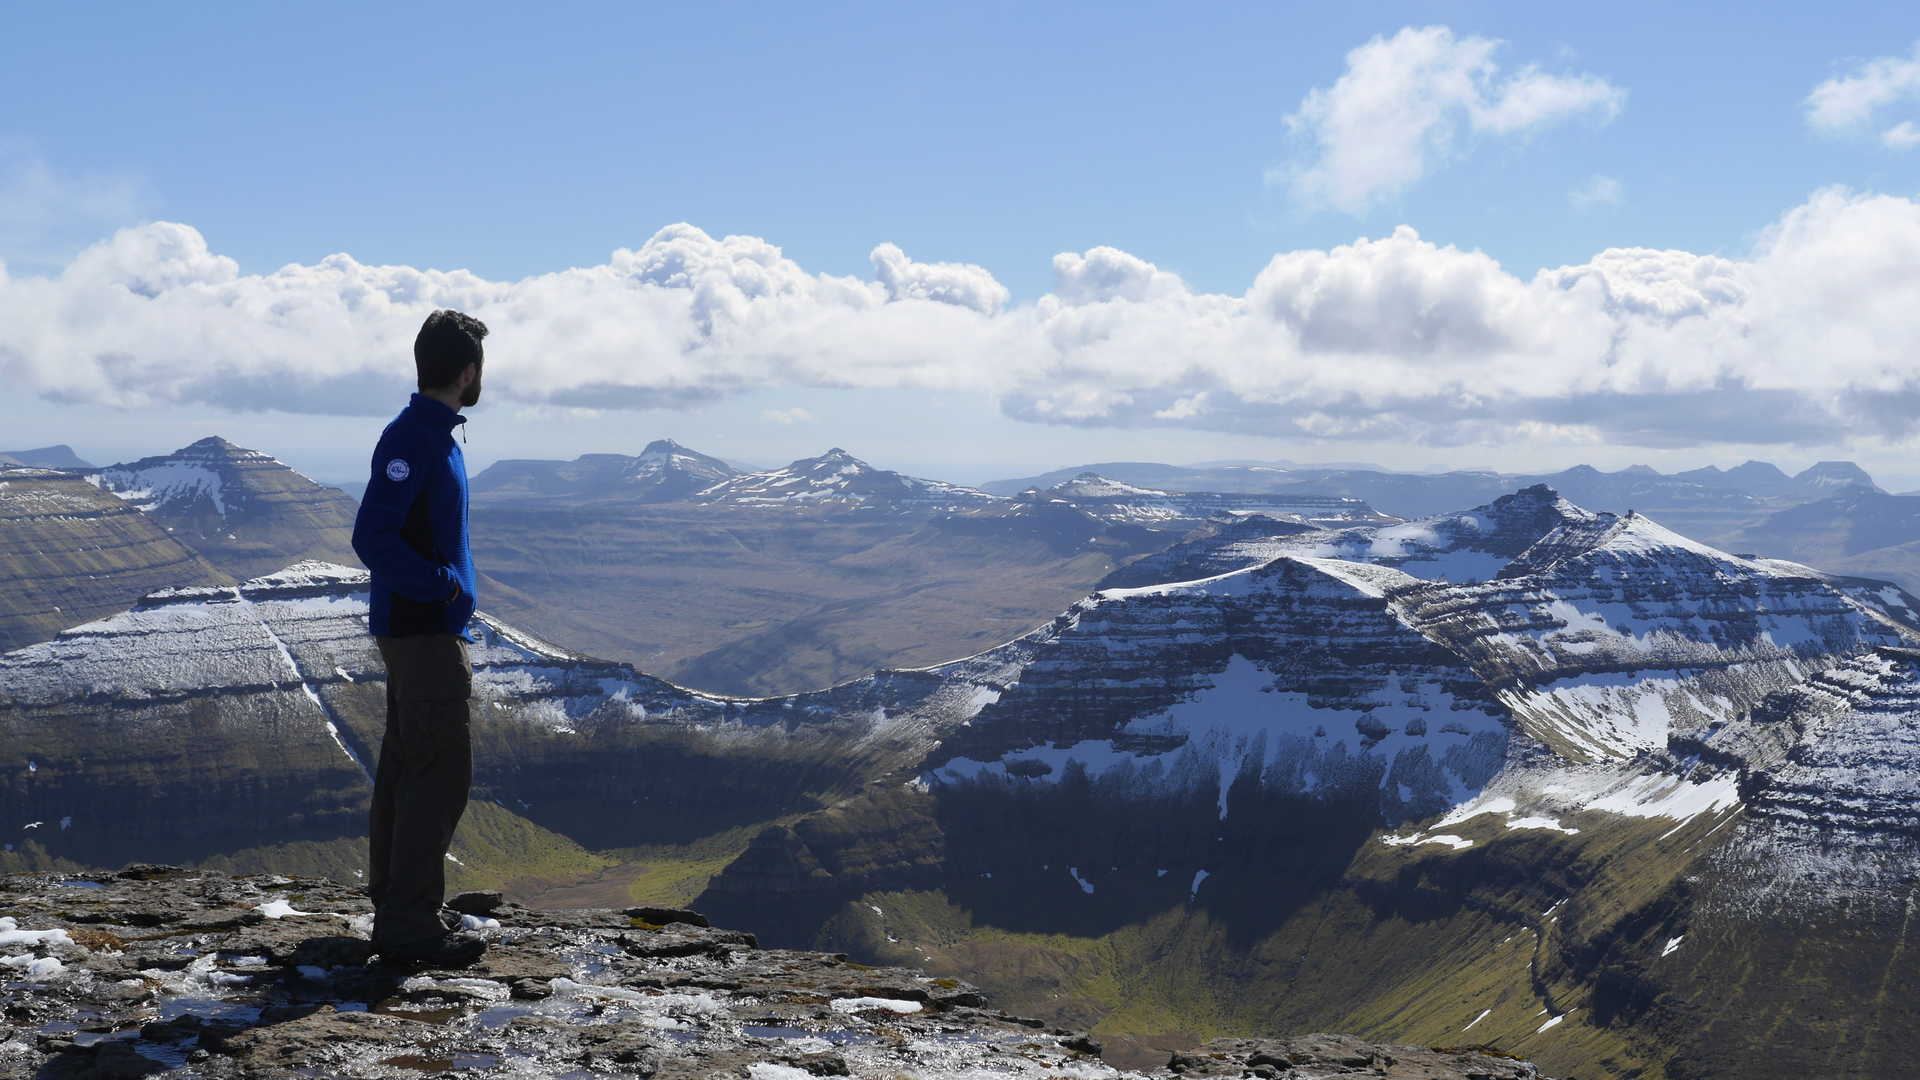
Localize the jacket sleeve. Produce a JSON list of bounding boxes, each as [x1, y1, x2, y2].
[[351, 434, 456, 604]]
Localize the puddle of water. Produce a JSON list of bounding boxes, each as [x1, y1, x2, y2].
[[371, 999, 465, 1025], [382, 1054, 456, 1072], [71, 1029, 140, 1048], [158, 998, 265, 1024], [475, 1004, 536, 1029], [570, 941, 621, 978], [132, 1039, 193, 1068], [381, 1052, 501, 1072], [56, 880, 107, 889], [36, 1021, 79, 1035], [742, 1024, 875, 1045]]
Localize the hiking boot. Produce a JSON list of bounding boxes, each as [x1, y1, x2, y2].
[[372, 930, 487, 968]]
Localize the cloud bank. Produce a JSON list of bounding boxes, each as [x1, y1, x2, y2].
[[5, 185, 1920, 450]]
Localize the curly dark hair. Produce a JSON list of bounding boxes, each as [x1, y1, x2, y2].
[[414, 309, 489, 390]]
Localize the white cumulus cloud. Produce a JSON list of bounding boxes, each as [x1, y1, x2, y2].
[[9, 188, 1920, 452], [1806, 41, 1920, 143], [1274, 26, 1625, 214]]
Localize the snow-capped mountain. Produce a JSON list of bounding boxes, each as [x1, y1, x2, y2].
[[471, 438, 737, 501], [1101, 483, 1594, 588], [0, 466, 229, 653], [1792, 459, 1882, 495], [1029, 471, 1397, 530], [692, 448, 1001, 512], [87, 437, 360, 579]]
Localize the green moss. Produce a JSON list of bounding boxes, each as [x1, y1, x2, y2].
[[440, 800, 614, 894], [608, 819, 791, 909]]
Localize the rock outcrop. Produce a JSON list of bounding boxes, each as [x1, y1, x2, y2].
[[0, 868, 1549, 1079]]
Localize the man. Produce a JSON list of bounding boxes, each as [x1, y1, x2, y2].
[[350, 309, 488, 967]]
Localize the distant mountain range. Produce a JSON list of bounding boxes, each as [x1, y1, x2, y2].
[[471, 438, 736, 501], [12, 483, 1920, 1076], [0, 445, 92, 470], [984, 457, 1883, 521]]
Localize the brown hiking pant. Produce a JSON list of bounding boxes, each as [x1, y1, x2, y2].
[[369, 634, 472, 946]]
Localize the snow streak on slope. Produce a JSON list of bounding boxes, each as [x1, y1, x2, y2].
[[229, 584, 371, 781]]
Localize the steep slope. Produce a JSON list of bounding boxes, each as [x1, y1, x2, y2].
[[471, 437, 736, 500], [694, 448, 1000, 512], [0, 466, 230, 652], [91, 436, 361, 579], [1033, 472, 1397, 530]]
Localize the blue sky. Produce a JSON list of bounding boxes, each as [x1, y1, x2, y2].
[[5, 2, 1920, 489]]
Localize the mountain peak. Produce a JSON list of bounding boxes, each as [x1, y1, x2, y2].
[[182, 435, 242, 453], [1795, 460, 1880, 492], [641, 438, 685, 453]]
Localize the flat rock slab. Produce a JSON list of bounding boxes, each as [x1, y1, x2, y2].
[[0, 870, 1552, 1079]]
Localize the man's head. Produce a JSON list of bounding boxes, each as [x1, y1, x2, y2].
[[415, 309, 488, 408]]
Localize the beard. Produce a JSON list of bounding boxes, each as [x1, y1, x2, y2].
[[460, 373, 482, 407]]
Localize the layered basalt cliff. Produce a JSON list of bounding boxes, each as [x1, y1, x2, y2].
[[0, 562, 1010, 868], [0, 467, 229, 653], [0, 868, 1550, 1079], [91, 437, 361, 580]]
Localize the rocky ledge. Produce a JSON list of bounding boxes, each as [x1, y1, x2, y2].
[[0, 869, 1548, 1079]]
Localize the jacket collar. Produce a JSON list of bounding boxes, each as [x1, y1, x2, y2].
[[405, 392, 468, 432]]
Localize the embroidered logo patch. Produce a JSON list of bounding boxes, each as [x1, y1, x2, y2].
[[385, 458, 411, 482]]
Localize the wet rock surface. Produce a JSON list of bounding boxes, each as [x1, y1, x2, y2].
[[0, 869, 1548, 1079]]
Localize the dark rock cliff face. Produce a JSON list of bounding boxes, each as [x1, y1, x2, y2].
[[92, 437, 361, 581], [0, 467, 230, 653], [0, 869, 1551, 1079]]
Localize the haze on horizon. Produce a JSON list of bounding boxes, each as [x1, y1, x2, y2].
[[6, 3, 1920, 489]]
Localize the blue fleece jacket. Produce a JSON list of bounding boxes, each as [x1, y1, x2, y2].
[[351, 393, 477, 640]]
